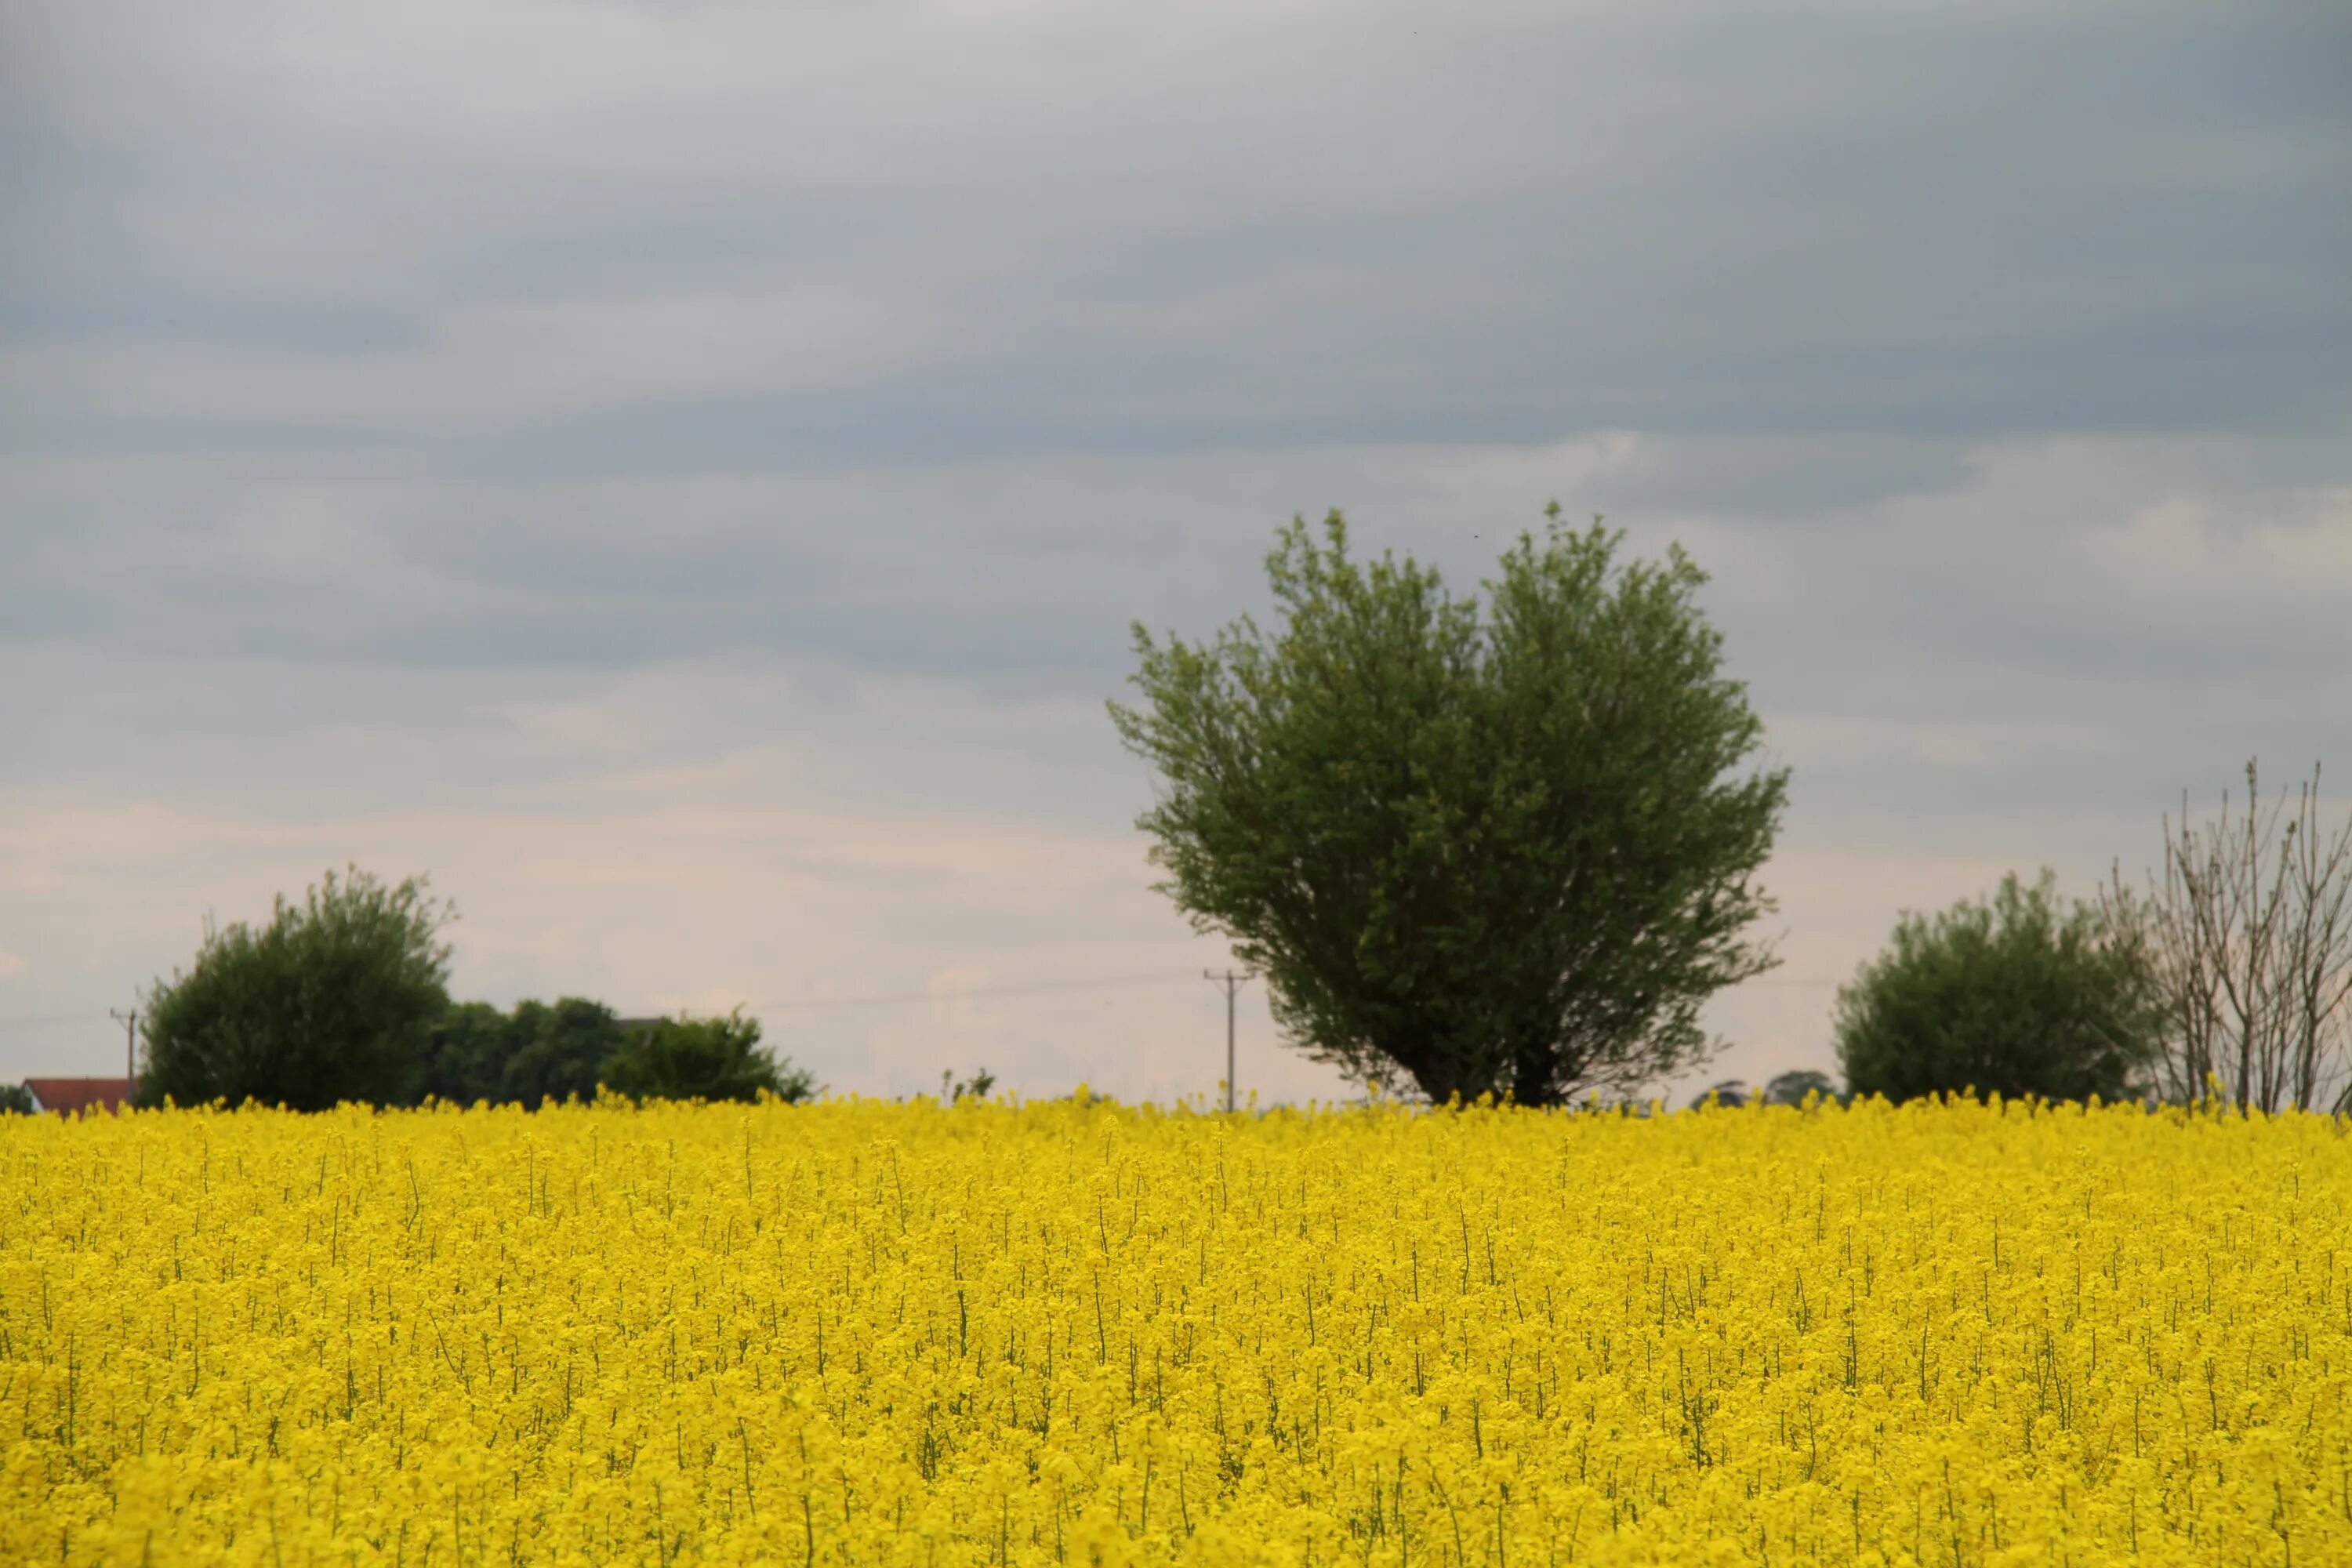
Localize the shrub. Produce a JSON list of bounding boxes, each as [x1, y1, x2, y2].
[[942, 1066, 998, 1103], [600, 1009, 818, 1105], [1835, 869, 2160, 1104]]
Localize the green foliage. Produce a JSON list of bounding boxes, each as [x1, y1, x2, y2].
[[496, 998, 626, 1107], [601, 1009, 819, 1105], [940, 1066, 998, 1103], [1835, 870, 2162, 1105], [0, 1082, 34, 1116], [127, 864, 808, 1115], [138, 866, 452, 1111], [416, 997, 625, 1108], [1110, 506, 1788, 1107], [415, 1000, 510, 1105]]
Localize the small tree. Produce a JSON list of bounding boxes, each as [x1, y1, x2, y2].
[[1835, 871, 2160, 1105], [139, 866, 453, 1111], [601, 1009, 818, 1105], [1111, 508, 1788, 1107], [2101, 760, 2352, 1113], [0, 1082, 33, 1116], [941, 1066, 998, 1103]]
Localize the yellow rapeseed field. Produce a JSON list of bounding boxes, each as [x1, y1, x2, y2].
[[5, 1091, 2350, 1566]]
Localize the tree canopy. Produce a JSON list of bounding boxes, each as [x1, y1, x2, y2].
[[416, 996, 626, 1108], [1111, 508, 1788, 1107], [138, 866, 452, 1111], [1836, 870, 2161, 1105], [601, 1009, 819, 1105]]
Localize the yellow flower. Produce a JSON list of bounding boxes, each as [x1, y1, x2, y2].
[[5, 1093, 2350, 1564]]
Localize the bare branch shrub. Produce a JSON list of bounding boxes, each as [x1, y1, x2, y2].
[[2103, 760, 2352, 1112]]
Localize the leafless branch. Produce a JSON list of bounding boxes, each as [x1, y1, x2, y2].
[[2102, 760, 2352, 1114]]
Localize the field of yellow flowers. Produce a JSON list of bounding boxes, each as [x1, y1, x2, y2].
[[5, 1091, 2350, 1567]]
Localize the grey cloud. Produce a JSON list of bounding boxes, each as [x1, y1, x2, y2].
[[5, 2, 2346, 458], [4, 0, 2349, 1098], [7, 431, 2347, 847], [5, 429, 2348, 704]]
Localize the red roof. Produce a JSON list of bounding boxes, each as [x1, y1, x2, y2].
[[23, 1078, 136, 1116]]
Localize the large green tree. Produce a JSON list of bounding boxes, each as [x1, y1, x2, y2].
[[1835, 870, 2161, 1105], [1110, 508, 1788, 1107], [139, 866, 452, 1111]]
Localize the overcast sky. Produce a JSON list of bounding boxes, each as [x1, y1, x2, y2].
[[3, 0, 2347, 1105]]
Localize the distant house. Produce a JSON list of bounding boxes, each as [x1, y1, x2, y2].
[[22, 1077, 136, 1116]]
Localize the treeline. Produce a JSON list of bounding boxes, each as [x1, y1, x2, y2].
[[97, 510, 2352, 1120], [1111, 511, 2352, 1115], [417, 999, 817, 1109], [131, 867, 817, 1112]]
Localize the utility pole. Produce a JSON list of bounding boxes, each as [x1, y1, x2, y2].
[[1203, 969, 1251, 1113], [109, 1008, 137, 1083]]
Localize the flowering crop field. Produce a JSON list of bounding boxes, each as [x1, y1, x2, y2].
[[5, 1095, 2351, 1566]]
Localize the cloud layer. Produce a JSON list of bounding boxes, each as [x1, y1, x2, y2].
[[3, 0, 2347, 1102]]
